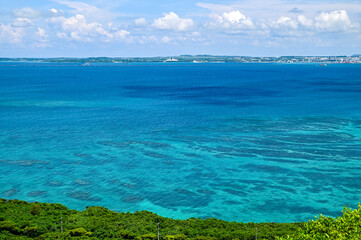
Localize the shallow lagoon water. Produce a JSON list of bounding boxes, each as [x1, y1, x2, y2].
[[0, 63, 361, 222]]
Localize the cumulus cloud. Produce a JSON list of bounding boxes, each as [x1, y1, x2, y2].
[[13, 7, 41, 19], [267, 10, 358, 34], [213, 11, 255, 30], [271, 16, 298, 30], [2, 0, 359, 52], [46, 8, 64, 18], [11, 18, 33, 28], [50, 14, 129, 42], [197, 0, 361, 19], [297, 15, 313, 29], [153, 12, 194, 31], [61, 14, 104, 33], [0, 24, 24, 43], [112, 29, 130, 40], [201, 8, 359, 40], [315, 10, 355, 32]]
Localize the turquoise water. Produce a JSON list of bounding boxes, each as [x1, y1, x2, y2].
[[1, 63, 361, 222]]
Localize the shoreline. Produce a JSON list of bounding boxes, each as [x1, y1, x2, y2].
[[1, 198, 359, 239], [0, 55, 360, 64], [0, 198, 301, 239]]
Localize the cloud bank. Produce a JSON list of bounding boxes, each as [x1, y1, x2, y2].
[[0, 0, 360, 56]]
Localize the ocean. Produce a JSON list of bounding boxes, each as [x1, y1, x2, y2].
[[0, 62, 360, 223]]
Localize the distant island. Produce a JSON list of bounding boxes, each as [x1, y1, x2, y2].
[[1, 55, 361, 64]]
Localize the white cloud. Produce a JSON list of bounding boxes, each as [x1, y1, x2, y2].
[[271, 16, 298, 30], [315, 10, 356, 32], [134, 18, 147, 27], [0, 24, 24, 43], [213, 11, 255, 30], [62, 15, 101, 33], [197, 0, 361, 19], [34, 28, 50, 48], [11, 18, 33, 28], [161, 36, 172, 43], [36, 28, 48, 38], [267, 10, 359, 33], [11, 7, 64, 19], [54, 14, 107, 41], [297, 15, 313, 29], [153, 12, 194, 31], [199, 7, 359, 41], [112, 29, 130, 40], [46, 8, 64, 17], [1, 0, 359, 52], [50, 8, 60, 14], [13, 7, 41, 19], [55, 0, 116, 23], [50, 14, 129, 42]]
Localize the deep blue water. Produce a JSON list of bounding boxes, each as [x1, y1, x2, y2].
[[1, 62, 361, 222]]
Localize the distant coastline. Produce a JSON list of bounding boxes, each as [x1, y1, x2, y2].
[[0, 54, 361, 64]]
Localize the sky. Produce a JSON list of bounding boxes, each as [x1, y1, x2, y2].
[[0, 0, 361, 57]]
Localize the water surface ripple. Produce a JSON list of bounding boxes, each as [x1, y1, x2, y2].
[[1, 63, 361, 222]]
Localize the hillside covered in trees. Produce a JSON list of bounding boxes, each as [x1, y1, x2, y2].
[[0, 198, 360, 239]]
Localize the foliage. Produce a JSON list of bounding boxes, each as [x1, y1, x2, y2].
[[116, 229, 136, 239], [0, 198, 303, 239], [68, 227, 92, 237], [0, 221, 20, 234], [165, 234, 187, 240], [23, 226, 39, 237], [137, 233, 158, 240], [30, 204, 42, 216], [277, 203, 361, 240], [38, 232, 71, 239]]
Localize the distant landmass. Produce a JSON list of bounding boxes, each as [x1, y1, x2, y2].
[[0, 55, 360, 63]]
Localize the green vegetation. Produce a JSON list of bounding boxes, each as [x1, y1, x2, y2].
[[1, 199, 360, 239], [277, 203, 361, 240], [0, 198, 299, 239]]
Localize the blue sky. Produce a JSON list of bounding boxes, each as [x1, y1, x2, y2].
[[0, 0, 360, 57]]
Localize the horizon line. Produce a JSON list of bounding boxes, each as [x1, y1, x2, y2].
[[1, 54, 360, 59]]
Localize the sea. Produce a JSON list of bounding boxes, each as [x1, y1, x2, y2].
[[0, 62, 360, 223]]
